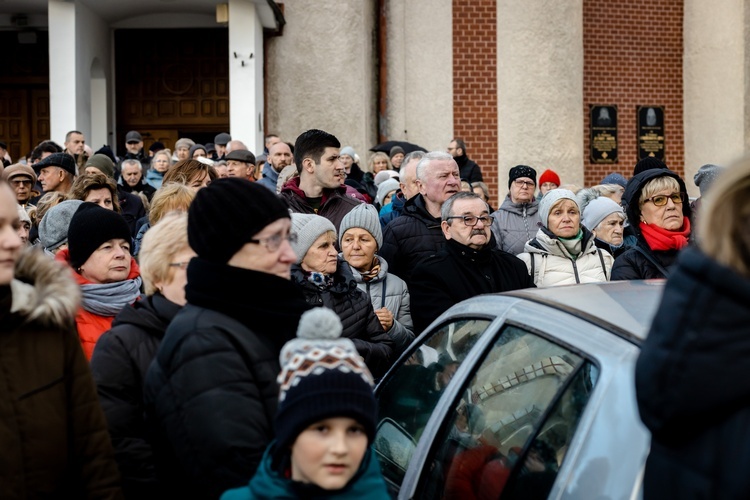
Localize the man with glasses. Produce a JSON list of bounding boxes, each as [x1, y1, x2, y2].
[[144, 178, 311, 498], [410, 192, 534, 331], [4, 164, 38, 208], [490, 165, 542, 255]]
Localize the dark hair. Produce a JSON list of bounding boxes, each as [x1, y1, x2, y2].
[[441, 191, 489, 222], [293, 129, 340, 174], [69, 172, 121, 213], [65, 130, 83, 142], [452, 138, 467, 155], [31, 141, 63, 162]]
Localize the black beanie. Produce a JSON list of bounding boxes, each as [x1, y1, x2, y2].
[[68, 203, 132, 269], [508, 165, 537, 188], [188, 177, 290, 263], [633, 157, 668, 176]]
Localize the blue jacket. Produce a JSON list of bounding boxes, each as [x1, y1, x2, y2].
[[257, 163, 279, 192], [379, 191, 406, 229], [145, 169, 165, 190], [221, 444, 390, 500]]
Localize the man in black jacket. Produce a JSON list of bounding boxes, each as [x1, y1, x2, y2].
[[144, 178, 310, 499], [447, 138, 483, 183], [410, 192, 534, 332]]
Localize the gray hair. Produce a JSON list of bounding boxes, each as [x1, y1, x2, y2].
[[416, 151, 453, 181], [400, 151, 425, 177], [121, 159, 143, 171], [441, 192, 489, 222]]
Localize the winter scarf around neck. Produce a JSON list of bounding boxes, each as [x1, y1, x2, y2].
[[558, 229, 584, 260], [80, 278, 142, 316], [640, 217, 691, 251]]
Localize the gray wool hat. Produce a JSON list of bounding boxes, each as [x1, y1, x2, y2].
[[290, 213, 336, 264], [340, 146, 356, 158], [538, 189, 579, 228], [376, 178, 400, 207], [693, 164, 724, 196], [339, 203, 383, 250], [38, 199, 84, 252], [581, 196, 624, 232], [175, 138, 195, 150]]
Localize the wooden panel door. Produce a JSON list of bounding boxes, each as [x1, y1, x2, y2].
[[0, 87, 50, 162]]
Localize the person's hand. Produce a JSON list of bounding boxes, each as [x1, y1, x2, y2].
[[375, 307, 394, 331]]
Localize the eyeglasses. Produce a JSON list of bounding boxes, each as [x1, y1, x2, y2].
[[249, 232, 298, 252], [169, 261, 191, 269], [643, 192, 685, 207], [11, 179, 33, 187], [513, 179, 535, 188], [446, 215, 495, 226]]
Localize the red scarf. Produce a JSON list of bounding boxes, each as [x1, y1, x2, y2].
[[639, 217, 691, 251]]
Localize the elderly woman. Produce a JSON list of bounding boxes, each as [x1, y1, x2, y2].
[[290, 213, 394, 378], [56, 203, 141, 359], [91, 212, 194, 498], [69, 172, 121, 212], [582, 196, 627, 258], [162, 159, 216, 191], [38, 199, 83, 256], [339, 204, 414, 356], [517, 189, 613, 287], [16, 204, 31, 246], [611, 169, 691, 280], [146, 148, 173, 190]]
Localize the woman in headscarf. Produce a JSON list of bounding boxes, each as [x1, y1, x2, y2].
[[289, 213, 394, 378], [610, 168, 691, 280], [56, 203, 141, 359], [517, 189, 613, 287]]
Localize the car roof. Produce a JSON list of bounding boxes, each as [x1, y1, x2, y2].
[[501, 280, 665, 345]]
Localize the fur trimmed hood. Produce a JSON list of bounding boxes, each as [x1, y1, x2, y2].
[[9, 247, 80, 328]]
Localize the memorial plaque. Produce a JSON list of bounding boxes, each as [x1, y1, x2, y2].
[[637, 106, 665, 160], [590, 105, 618, 163]]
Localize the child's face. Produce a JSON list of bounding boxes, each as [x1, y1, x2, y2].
[[291, 417, 368, 490]]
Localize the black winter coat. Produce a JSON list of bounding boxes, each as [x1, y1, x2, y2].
[[91, 293, 181, 499], [454, 154, 483, 183], [636, 247, 750, 498], [143, 258, 310, 499], [117, 185, 147, 237], [410, 239, 535, 332], [379, 194, 446, 286], [291, 260, 394, 379], [611, 168, 691, 280]]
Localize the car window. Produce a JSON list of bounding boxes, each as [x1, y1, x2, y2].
[[374, 318, 493, 490], [417, 324, 599, 499]]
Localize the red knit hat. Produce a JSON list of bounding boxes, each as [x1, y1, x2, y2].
[[539, 169, 561, 187]]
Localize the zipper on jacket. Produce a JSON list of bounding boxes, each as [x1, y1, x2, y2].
[[571, 259, 581, 283]]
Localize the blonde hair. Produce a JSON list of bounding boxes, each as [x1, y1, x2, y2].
[[163, 159, 217, 186], [149, 182, 195, 225], [639, 176, 680, 206], [366, 152, 391, 174], [139, 212, 191, 295], [699, 160, 750, 277], [31, 191, 66, 225]]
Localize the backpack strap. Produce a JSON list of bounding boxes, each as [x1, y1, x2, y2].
[[597, 248, 608, 280], [380, 275, 387, 309], [632, 245, 670, 277]]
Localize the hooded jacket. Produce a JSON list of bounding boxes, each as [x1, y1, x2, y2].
[[280, 177, 362, 232], [636, 248, 750, 498], [291, 259, 394, 379], [379, 194, 446, 286], [257, 162, 280, 192], [490, 195, 541, 256], [454, 153, 483, 183], [345, 254, 414, 356], [517, 226, 613, 287], [610, 168, 692, 280], [91, 293, 181, 499], [0, 249, 122, 499], [410, 238, 535, 332]]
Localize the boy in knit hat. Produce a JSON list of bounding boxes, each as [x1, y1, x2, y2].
[[222, 308, 389, 499]]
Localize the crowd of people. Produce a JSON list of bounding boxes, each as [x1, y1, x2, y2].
[[0, 124, 746, 498]]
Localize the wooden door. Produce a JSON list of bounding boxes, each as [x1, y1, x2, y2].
[[0, 87, 50, 162]]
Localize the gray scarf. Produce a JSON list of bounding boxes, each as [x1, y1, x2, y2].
[[80, 277, 143, 316]]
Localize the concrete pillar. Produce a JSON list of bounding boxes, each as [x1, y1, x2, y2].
[[684, 0, 745, 196], [496, 0, 584, 196], [228, 0, 264, 153], [48, 0, 77, 144]]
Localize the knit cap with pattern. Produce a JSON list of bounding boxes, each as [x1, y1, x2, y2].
[[274, 307, 376, 457]]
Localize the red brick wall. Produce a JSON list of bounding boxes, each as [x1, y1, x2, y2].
[[583, 0, 685, 187], [452, 0, 499, 202]]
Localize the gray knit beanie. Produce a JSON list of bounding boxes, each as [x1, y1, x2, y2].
[[581, 196, 624, 232], [339, 203, 383, 250], [693, 164, 724, 196], [290, 213, 336, 264], [175, 138, 195, 150], [340, 146, 356, 158], [38, 199, 84, 251], [376, 178, 400, 207], [538, 189, 579, 228]]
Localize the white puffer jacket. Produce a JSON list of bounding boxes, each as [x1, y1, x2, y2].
[[517, 227, 614, 287]]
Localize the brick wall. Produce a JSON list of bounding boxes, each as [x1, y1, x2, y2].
[[452, 0, 499, 202], [583, 0, 685, 187]]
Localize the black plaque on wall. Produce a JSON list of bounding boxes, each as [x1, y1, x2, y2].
[[590, 105, 618, 163], [637, 106, 665, 160]]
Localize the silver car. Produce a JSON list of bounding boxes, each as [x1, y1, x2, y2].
[[374, 280, 663, 499]]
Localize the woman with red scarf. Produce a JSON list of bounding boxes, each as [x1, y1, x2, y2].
[[611, 168, 692, 280]]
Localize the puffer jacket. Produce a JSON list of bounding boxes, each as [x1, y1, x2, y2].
[[490, 195, 541, 255], [0, 249, 122, 499], [291, 259, 394, 378], [379, 194, 445, 285], [517, 226, 613, 287], [91, 293, 181, 499], [611, 168, 692, 280], [636, 247, 750, 498], [280, 177, 361, 232], [345, 255, 414, 357]]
